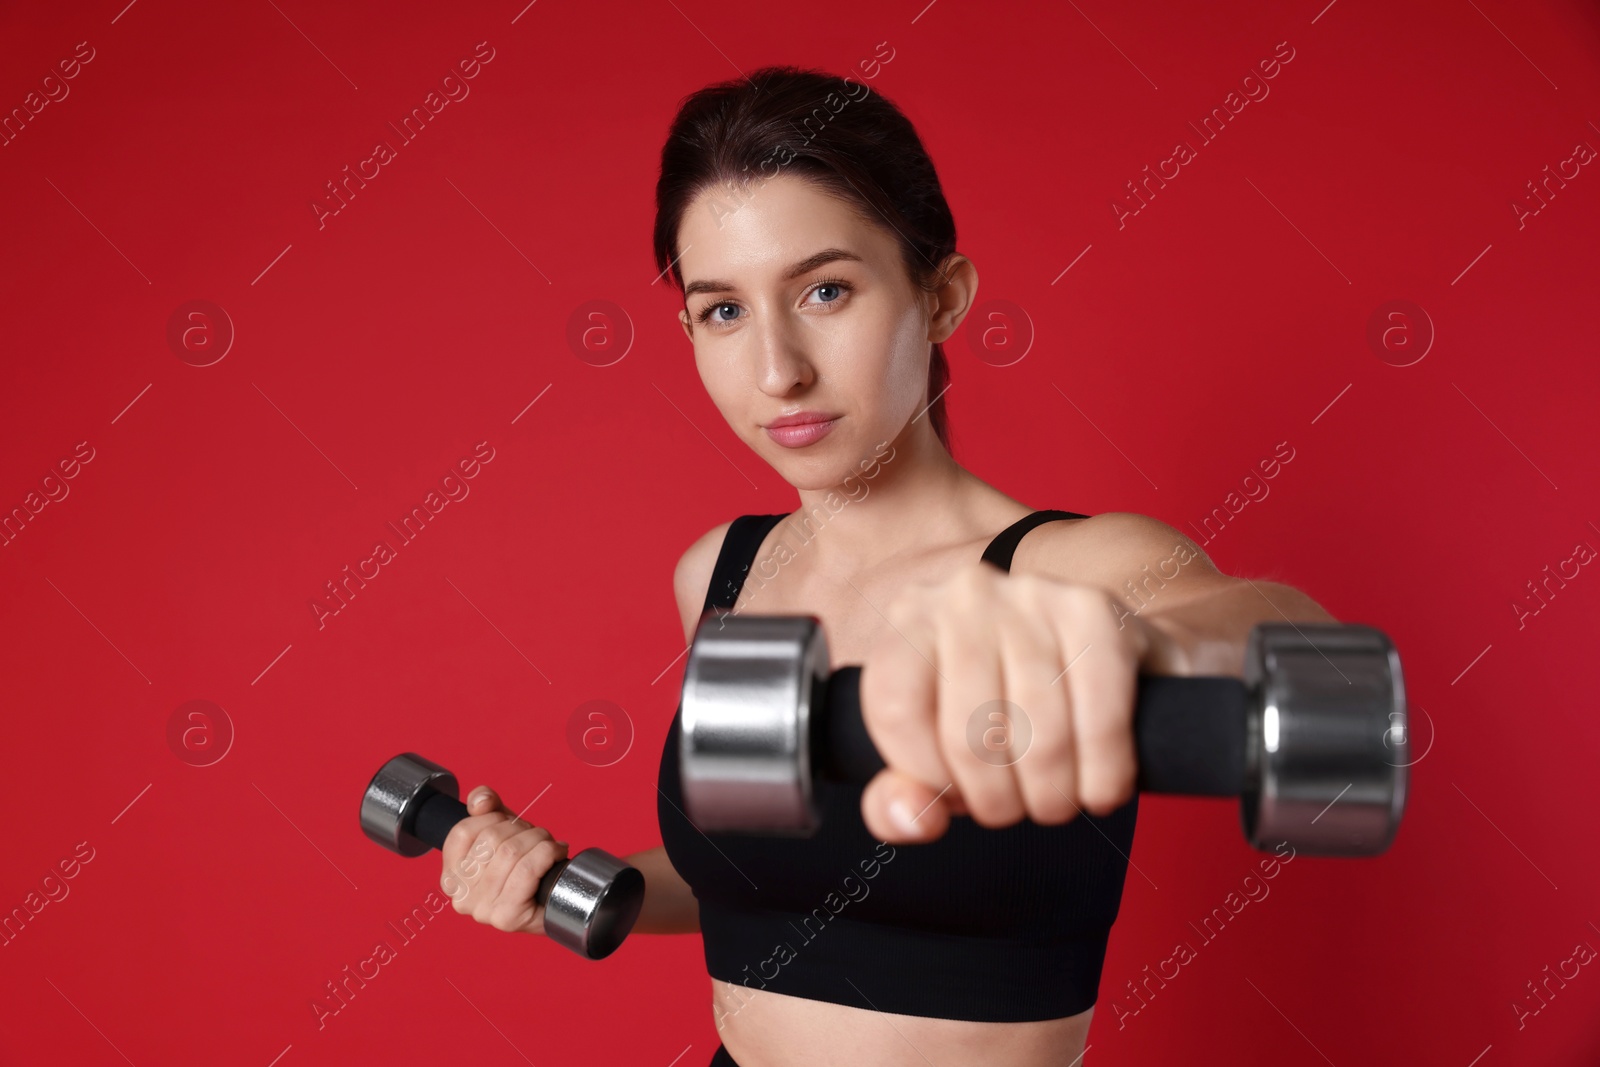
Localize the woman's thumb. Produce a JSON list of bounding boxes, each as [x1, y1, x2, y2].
[[860, 768, 950, 843], [467, 785, 499, 813]]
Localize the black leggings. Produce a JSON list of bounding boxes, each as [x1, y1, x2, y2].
[[709, 1044, 740, 1066]]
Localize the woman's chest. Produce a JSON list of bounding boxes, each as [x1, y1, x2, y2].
[[729, 546, 983, 670]]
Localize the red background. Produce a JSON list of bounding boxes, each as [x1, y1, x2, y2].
[[3, 0, 1598, 1064]]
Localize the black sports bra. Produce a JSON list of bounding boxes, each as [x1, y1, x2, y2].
[[656, 510, 1139, 1022]]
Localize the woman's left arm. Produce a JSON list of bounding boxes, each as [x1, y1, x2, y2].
[[857, 511, 1338, 844], [1049, 511, 1338, 677]]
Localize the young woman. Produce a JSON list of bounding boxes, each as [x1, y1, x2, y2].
[[440, 66, 1334, 1066]]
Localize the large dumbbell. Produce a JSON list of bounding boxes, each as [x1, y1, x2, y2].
[[677, 616, 1408, 857], [360, 753, 645, 959]]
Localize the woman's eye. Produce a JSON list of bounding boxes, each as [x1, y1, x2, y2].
[[812, 279, 851, 303], [807, 278, 853, 306], [699, 303, 739, 325]]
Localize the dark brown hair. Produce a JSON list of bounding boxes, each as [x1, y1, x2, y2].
[[652, 64, 957, 453]]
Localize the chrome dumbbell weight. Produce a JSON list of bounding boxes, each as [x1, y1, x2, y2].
[[360, 753, 645, 959], [677, 616, 1408, 857]]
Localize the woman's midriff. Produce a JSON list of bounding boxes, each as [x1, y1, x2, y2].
[[711, 978, 1093, 1067]]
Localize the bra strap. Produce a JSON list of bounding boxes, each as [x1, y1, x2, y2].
[[980, 509, 1089, 572], [701, 513, 790, 615]]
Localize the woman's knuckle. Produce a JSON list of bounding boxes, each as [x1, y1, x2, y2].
[[493, 836, 523, 865], [1078, 704, 1127, 750], [525, 837, 563, 872], [1024, 779, 1077, 823], [1059, 583, 1107, 617], [1011, 629, 1057, 674], [942, 642, 988, 684], [1083, 773, 1135, 815], [1023, 722, 1073, 770], [966, 786, 1025, 828], [861, 679, 898, 729], [945, 751, 1019, 817]]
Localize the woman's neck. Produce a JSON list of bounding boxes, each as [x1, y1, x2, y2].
[[784, 419, 1005, 574]]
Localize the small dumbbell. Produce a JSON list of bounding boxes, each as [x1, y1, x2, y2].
[[677, 616, 1409, 857], [360, 753, 644, 959]]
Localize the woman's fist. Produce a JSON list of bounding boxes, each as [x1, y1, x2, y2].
[[439, 785, 569, 936], [857, 561, 1185, 844]]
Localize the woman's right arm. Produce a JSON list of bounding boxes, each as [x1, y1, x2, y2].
[[627, 520, 734, 936], [624, 845, 700, 934]]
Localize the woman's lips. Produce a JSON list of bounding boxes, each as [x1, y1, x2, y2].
[[764, 417, 839, 448]]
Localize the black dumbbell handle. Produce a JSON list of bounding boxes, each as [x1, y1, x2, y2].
[[411, 788, 564, 907], [817, 667, 1249, 796]]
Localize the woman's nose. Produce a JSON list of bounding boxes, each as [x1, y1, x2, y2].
[[753, 319, 815, 394]]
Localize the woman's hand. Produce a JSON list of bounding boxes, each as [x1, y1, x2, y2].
[[857, 561, 1189, 844], [439, 786, 569, 936]]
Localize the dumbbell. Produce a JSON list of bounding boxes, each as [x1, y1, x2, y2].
[[677, 616, 1408, 857], [360, 753, 644, 959]]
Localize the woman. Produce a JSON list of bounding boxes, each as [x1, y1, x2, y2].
[[440, 65, 1335, 1066]]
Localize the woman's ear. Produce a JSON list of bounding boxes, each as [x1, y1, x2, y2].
[[679, 308, 695, 342], [926, 253, 978, 344]]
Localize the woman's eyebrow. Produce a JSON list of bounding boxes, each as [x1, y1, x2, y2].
[[683, 248, 864, 300]]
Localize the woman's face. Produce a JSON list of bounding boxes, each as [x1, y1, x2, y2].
[[674, 174, 958, 490]]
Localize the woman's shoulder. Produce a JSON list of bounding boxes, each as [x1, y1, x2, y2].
[[1012, 510, 1217, 584], [671, 514, 790, 642], [671, 513, 788, 589], [671, 520, 732, 642]]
